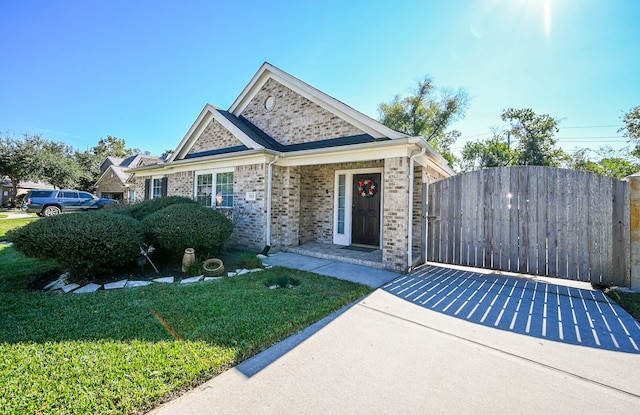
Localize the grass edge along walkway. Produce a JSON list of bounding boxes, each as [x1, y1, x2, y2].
[[0, 268, 372, 415]]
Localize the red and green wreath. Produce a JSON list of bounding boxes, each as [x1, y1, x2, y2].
[[358, 179, 377, 198]]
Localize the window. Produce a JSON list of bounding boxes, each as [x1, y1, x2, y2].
[[144, 177, 167, 200], [195, 170, 234, 208], [196, 174, 213, 207], [215, 172, 234, 208], [337, 174, 346, 234], [152, 178, 163, 199]]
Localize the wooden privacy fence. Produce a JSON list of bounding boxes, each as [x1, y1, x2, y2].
[[427, 166, 630, 287]]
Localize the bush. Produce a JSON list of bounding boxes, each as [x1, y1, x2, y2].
[[142, 203, 233, 258], [239, 253, 262, 269], [7, 211, 145, 277], [124, 196, 197, 220]]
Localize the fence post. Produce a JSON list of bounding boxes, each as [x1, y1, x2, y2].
[[629, 175, 640, 291]]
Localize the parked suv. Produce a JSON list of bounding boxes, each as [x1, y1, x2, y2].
[[22, 190, 118, 217]]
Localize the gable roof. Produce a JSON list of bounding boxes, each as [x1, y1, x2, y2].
[[95, 154, 162, 187], [229, 62, 407, 140], [167, 104, 267, 162]]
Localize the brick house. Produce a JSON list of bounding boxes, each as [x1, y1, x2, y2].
[[128, 63, 454, 271], [94, 154, 162, 202]]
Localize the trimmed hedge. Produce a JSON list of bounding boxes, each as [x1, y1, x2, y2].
[[124, 196, 197, 220], [7, 211, 145, 277], [142, 203, 233, 258]]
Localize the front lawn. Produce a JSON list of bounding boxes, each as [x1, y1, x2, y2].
[[0, 263, 371, 414], [0, 217, 38, 241]]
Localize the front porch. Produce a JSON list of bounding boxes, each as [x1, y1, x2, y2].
[[285, 241, 383, 268]]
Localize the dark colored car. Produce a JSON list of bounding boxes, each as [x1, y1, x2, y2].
[[22, 189, 118, 217]]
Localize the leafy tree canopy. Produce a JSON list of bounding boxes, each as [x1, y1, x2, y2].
[[460, 132, 515, 172], [378, 76, 468, 166], [620, 105, 640, 157], [500, 108, 565, 166], [567, 147, 639, 179]]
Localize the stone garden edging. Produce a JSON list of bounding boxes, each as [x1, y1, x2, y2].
[[43, 266, 271, 294]]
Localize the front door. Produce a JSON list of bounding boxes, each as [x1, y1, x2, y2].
[[352, 173, 381, 246]]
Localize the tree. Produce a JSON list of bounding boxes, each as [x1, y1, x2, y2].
[[378, 76, 468, 166], [567, 147, 639, 179], [41, 141, 88, 189], [93, 135, 139, 159], [501, 108, 565, 166], [0, 133, 48, 206], [620, 105, 640, 157], [460, 133, 515, 172]]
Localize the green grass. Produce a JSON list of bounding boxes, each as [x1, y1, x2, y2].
[[0, 245, 60, 289], [0, 213, 7, 218], [0, 217, 38, 241], [0, 264, 371, 414], [607, 290, 640, 321]]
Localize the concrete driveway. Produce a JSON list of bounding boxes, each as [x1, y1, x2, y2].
[[150, 262, 640, 414]]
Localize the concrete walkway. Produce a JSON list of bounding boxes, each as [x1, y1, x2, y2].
[[149, 258, 640, 415], [0, 211, 36, 220], [262, 252, 401, 288]]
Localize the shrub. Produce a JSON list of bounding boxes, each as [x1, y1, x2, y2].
[[142, 203, 233, 258], [239, 253, 262, 269], [7, 211, 145, 277], [124, 196, 197, 220]]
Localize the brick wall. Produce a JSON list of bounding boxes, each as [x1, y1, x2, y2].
[[240, 78, 365, 146], [187, 118, 245, 155], [96, 173, 125, 199], [167, 171, 194, 198], [383, 157, 410, 271], [271, 165, 301, 247], [232, 164, 267, 249], [128, 175, 148, 203]]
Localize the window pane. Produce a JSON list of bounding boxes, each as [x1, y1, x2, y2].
[[215, 172, 233, 208], [337, 174, 345, 234], [152, 178, 163, 199], [196, 174, 213, 207]]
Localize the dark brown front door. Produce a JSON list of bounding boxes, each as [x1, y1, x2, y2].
[[352, 173, 381, 246]]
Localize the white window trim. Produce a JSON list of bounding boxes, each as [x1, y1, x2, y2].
[[333, 167, 384, 247], [151, 175, 164, 200], [194, 168, 234, 208]]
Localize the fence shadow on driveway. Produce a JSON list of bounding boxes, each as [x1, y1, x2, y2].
[[383, 264, 640, 354]]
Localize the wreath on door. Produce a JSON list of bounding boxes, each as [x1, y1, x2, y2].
[[358, 179, 377, 198]]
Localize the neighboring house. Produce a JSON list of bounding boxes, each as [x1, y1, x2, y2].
[[1, 177, 54, 207], [94, 154, 162, 202], [127, 63, 454, 271]]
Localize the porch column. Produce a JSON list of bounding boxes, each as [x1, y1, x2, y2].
[[382, 157, 410, 271]]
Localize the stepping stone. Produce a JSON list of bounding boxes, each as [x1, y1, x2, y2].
[[249, 268, 263, 273], [45, 278, 67, 291], [268, 284, 279, 290], [61, 283, 80, 293], [153, 276, 174, 284], [126, 280, 152, 288], [236, 269, 249, 275], [227, 272, 237, 277], [74, 283, 101, 293], [104, 279, 128, 290], [257, 254, 268, 259], [180, 276, 203, 284], [204, 276, 223, 282]]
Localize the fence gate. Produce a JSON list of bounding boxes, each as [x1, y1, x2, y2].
[[427, 166, 630, 287]]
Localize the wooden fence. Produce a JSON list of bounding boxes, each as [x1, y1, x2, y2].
[[427, 166, 630, 286]]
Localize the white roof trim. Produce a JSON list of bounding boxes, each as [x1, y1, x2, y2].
[[168, 104, 264, 162], [228, 62, 407, 140]]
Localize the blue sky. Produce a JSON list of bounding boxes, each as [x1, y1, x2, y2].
[[1, 0, 638, 159]]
